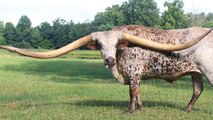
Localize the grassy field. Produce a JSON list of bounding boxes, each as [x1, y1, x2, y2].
[[0, 49, 212, 120]]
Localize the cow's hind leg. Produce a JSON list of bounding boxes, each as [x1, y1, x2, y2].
[[128, 76, 142, 113], [185, 73, 203, 112], [198, 65, 213, 87], [195, 46, 213, 87]]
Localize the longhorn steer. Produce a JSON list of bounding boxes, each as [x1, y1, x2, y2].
[[0, 25, 213, 113]]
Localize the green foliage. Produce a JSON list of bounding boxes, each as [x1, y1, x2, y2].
[[97, 23, 114, 31], [207, 13, 213, 21], [3, 22, 16, 45], [12, 40, 31, 48], [38, 22, 53, 40], [0, 35, 6, 45], [185, 12, 213, 28], [31, 27, 44, 48], [93, 5, 125, 30], [16, 15, 32, 32], [93, 0, 161, 29], [69, 22, 97, 49], [51, 18, 72, 48], [0, 21, 4, 33], [0, 37, 6, 45], [39, 39, 53, 49], [15, 15, 33, 48], [122, 0, 161, 27], [203, 21, 213, 28], [1, 1, 213, 48], [161, 0, 187, 29], [185, 12, 207, 27], [0, 21, 6, 45], [38, 22, 54, 48]]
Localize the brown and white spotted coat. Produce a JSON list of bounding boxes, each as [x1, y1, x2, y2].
[[109, 25, 213, 113], [116, 47, 198, 84]]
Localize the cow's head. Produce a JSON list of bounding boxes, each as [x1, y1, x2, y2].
[[0, 29, 211, 68], [87, 31, 128, 68]]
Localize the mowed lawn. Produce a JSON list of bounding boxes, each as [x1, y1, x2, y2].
[[0, 50, 212, 120]]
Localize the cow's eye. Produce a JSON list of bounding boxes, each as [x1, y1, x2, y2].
[[96, 42, 102, 49]]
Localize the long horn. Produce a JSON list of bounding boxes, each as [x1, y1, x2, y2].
[[0, 35, 93, 59], [122, 28, 213, 51]]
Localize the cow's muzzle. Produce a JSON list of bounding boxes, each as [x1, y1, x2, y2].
[[105, 57, 116, 68]]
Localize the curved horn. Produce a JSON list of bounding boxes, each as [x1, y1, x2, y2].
[[0, 35, 93, 59], [122, 28, 213, 51]]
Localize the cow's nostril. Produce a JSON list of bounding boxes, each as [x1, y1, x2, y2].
[[106, 59, 110, 63], [105, 57, 114, 64]]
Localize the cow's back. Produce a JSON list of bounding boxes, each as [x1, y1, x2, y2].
[[113, 25, 210, 45]]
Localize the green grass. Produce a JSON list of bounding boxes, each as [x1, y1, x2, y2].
[[0, 49, 213, 120]]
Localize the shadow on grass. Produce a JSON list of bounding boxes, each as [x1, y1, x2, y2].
[[23, 99, 177, 110], [73, 99, 212, 113], [2, 58, 213, 89], [1, 59, 114, 84], [9, 98, 210, 114], [74, 99, 179, 109], [142, 76, 213, 90]]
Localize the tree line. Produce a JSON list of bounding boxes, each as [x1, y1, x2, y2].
[[0, 0, 213, 49]]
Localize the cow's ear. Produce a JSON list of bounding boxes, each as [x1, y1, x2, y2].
[[117, 39, 129, 48], [87, 41, 101, 50], [87, 41, 97, 50]]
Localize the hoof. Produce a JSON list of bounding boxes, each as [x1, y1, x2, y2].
[[184, 108, 191, 113], [127, 109, 134, 113], [137, 104, 143, 111]]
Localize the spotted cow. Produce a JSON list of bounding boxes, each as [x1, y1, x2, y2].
[[0, 25, 213, 113]]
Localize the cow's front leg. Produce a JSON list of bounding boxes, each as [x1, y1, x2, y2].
[[128, 76, 142, 113]]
